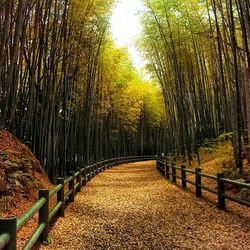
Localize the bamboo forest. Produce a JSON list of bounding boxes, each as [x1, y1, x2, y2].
[[0, 0, 250, 249]]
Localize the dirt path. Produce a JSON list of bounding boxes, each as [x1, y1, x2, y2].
[[40, 161, 250, 250]]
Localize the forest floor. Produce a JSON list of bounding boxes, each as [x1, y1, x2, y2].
[[176, 140, 248, 176], [0, 129, 54, 248], [38, 161, 250, 250], [1, 133, 249, 249], [0, 130, 53, 217]]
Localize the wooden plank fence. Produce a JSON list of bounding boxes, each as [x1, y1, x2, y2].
[[0, 156, 154, 250], [156, 157, 250, 209]]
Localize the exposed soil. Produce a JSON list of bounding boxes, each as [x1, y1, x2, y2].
[[39, 161, 250, 250], [0, 130, 53, 217], [0, 130, 54, 249]]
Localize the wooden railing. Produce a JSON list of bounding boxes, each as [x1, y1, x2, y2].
[[0, 156, 154, 250], [156, 157, 250, 209]]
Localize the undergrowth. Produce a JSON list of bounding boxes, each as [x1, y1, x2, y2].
[[173, 132, 250, 182]]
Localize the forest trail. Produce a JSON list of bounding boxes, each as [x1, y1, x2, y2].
[[39, 161, 250, 250]]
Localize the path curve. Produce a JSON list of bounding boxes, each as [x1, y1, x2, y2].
[[40, 161, 250, 250]]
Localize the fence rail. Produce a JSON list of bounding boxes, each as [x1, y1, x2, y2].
[[156, 157, 250, 209], [0, 155, 154, 250]]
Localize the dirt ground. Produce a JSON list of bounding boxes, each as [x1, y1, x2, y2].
[[39, 161, 250, 250]]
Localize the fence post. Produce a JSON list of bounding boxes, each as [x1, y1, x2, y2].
[[0, 218, 17, 250], [107, 159, 111, 169], [110, 159, 113, 168], [163, 160, 167, 178], [56, 178, 65, 217], [88, 165, 91, 181], [217, 172, 226, 209], [94, 163, 97, 176], [69, 171, 75, 202], [83, 166, 87, 186], [100, 161, 103, 172], [38, 189, 49, 243], [87, 163, 90, 180], [91, 163, 94, 178], [98, 161, 101, 173], [159, 160, 162, 174], [97, 162, 101, 173], [100, 161, 102, 172], [172, 163, 176, 183], [98, 161, 101, 172], [90, 165, 93, 179], [166, 163, 170, 179], [195, 168, 202, 197], [181, 165, 186, 188], [92, 164, 95, 177], [156, 156, 159, 171], [161, 160, 164, 175], [76, 168, 82, 192]]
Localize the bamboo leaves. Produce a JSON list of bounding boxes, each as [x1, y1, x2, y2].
[[140, 0, 250, 168]]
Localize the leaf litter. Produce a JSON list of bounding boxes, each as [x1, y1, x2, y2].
[[38, 161, 250, 250]]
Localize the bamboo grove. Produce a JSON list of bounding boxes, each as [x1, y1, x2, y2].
[[140, 0, 250, 172], [1, 0, 249, 180], [0, 0, 166, 181]]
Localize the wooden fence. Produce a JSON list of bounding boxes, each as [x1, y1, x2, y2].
[[156, 157, 250, 209], [0, 156, 154, 250]]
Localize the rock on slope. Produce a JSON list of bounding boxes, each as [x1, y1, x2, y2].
[[0, 129, 53, 216]]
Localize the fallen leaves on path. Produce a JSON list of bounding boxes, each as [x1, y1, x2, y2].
[[39, 161, 250, 250]]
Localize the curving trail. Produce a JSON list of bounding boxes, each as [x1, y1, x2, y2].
[[40, 161, 250, 250]]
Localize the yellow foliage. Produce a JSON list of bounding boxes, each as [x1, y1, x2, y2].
[[96, 40, 166, 133]]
